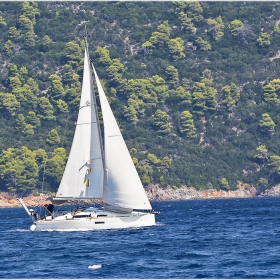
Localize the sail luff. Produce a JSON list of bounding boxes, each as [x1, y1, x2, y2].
[[92, 65, 152, 210], [55, 46, 104, 199]]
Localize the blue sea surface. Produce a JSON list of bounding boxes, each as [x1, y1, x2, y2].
[[1, 197, 280, 278]]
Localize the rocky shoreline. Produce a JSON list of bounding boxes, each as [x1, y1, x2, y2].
[[1, 184, 280, 208], [145, 184, 280, 201]]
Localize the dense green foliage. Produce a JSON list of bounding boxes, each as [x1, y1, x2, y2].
[[1, 1, 280, 194]]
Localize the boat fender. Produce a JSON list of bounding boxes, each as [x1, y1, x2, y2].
[[65, 213, 74, 219], [45, 216, 53, 221], [90, 213, 97, 218], [30, 224, 36, 231]]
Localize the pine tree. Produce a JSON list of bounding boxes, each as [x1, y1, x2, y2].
[[153, 109, 172, 136], [171, 86, 192, 108], [207, 16, 224, 41], [26, 111, 40, 127], [94, 46, 112, 66], [180, 110, 197, 138], [263, 83, 278, 102], [149, 21, 171, 47], [56, 99, 69, 114], [167, 37, 186, 60], [274, 22, 280, 34], [257, 33, 271, 47], [219, 177, 230, 191], [228, 19, 243, 36], [46, 129, 60, 145], [165, 66, 179, 86], [0, 93, 20, 117], [178, 12, 195, 33], [3, 40, 13, 55], [254, 145, 268, 165], [24, 30, 35, 48], [22, 124, 35, 136], [15, 113, 26, 131], [65, 41, 83, 67], [123, 105, 138, 125], [37, 97, 56, 120], [0, 15, 7, 27], [259, 113, 275, 135], [269, 155, 280, 178], [106, 59, 125, 86], [195, 37, 211, 51], [48, 74, 65, 101], [41, 35, 53, 52], [7, 27, 20, 42]]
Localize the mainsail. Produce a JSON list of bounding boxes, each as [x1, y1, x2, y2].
[[92, 66, 152, 211], [55, 46, 104, 200]]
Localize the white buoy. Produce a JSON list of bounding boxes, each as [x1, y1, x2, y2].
[[88, 264, 102, 269], [30, 224, 36, 231]]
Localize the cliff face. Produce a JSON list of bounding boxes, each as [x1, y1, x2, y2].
[[1, 184, 280, 208]]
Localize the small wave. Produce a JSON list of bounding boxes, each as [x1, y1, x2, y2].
[[88, 264, 102, 270], [3, 229, 30, 232]]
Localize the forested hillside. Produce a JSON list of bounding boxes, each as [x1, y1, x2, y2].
[[0, 1, 280, 195]]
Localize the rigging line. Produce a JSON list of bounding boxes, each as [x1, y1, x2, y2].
[[41, 161, 46, 194], [76, 121, 98, 125], [79, 104, 97, 110], [84, 24, 88, 48]]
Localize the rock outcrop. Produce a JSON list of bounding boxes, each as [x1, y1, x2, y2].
[[259, 184, 280, 197], [0, 192, 51, 208], [145, 184, 257, 201]]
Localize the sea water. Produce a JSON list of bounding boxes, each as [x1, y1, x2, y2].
[[1, 197, 280, 278]]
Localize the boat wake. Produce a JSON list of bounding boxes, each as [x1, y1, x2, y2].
[[3, 229, 30, 232]]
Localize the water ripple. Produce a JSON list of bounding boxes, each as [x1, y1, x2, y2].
[[1, 197, 280, 278]]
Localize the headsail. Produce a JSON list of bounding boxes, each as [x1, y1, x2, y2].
[[55, 46, 104, 200], [92, 65, 152, 210]]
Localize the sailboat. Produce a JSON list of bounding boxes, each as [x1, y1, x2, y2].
[[19, 37, 156, 231]]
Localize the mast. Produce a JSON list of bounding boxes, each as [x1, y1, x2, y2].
[[84, 29, 106, 196], [90, 60, 108, 203]]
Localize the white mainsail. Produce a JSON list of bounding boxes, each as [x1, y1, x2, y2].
[[55, 47, 104, 200], [92, 66, 152, 211]]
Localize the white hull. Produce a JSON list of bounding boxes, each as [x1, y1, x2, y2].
[[30, 209, 155, 232]]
